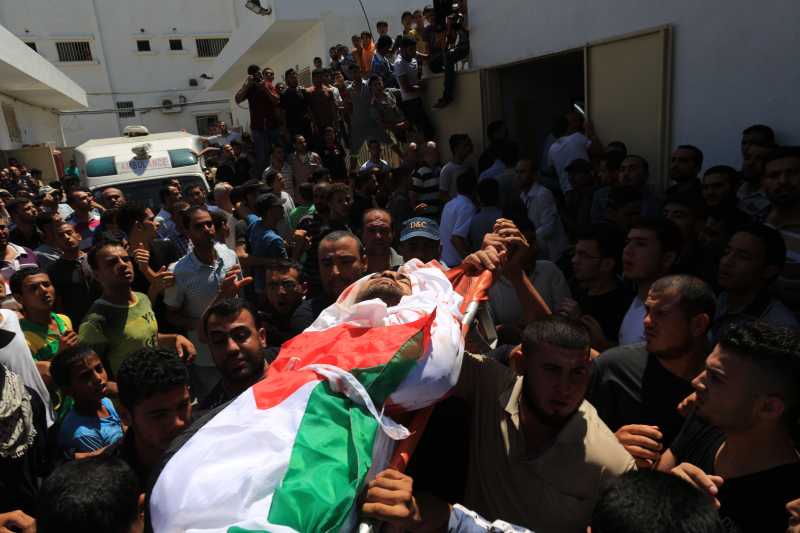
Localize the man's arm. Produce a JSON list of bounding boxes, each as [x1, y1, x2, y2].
[[451, 235, 470, 260], [235, 77, 253, 104]]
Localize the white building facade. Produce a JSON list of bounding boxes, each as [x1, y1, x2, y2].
[[0, 0, 239, 146]]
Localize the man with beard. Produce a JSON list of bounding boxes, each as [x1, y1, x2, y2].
[[761, 146, 800, 312], [353, 269, 413, 306], [362, 209, 403, 273], [587, 275, 715, 469], [658, 321, 800, 533], [666, 145, 703, 196], [196, 298, 277, 414], [454, 315, 635, 532]]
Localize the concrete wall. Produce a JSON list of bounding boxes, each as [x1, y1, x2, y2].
[[0, 94, 64, 150], [422, 70, 485, 162], [468, 0, 800, 171], [0, 0, 236, 144]]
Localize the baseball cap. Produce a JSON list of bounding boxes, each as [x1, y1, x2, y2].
[[565, 158, 592, 174], [400, 217, 440, 242]]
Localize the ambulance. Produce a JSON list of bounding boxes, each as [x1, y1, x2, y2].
[[74, 128, 209, 209]]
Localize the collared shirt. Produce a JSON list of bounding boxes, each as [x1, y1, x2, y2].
[[164, 242, 239, 321], [155, 209, 178, 241], [246, 214, 288, 293], [454, 353, 635, 532], [34, 243, 61, 271], [737, 182, 771, 219], [521, 184, 569, 262], [1, 244, 38, 289], [713, 290, 799, 343], [440, 194, 477, 267]]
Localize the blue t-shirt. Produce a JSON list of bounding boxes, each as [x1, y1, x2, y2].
[[246, 214, 288, 292], [58, 397, 124, 455]]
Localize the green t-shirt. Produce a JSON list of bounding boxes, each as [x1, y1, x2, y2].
[[78, 292, 159, 376], [289, 204, 314, 230]]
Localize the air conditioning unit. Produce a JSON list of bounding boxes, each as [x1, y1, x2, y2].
[[161, 95, 186, 114]]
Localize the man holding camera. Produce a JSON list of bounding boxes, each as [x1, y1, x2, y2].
[[235, 65, 282, 175]]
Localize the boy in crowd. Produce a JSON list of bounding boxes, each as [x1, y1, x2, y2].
[[106, 347, 192, 486], [51, 345, 124, 457]]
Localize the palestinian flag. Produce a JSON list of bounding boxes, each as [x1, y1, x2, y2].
[[150, 261, 467, 532]]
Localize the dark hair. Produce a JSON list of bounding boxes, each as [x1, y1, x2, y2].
[[35, 210, 61, 234], [664, 192, 706, 219], [284, 67, 296, 79], [247, 64, 260, 75], [87, 238, 127, 270], [576, 224, 625, 272], [486, 120, 506, 142], [606, 140, 628, 155], [263, 169, 279, 187], [765, 145, 800, 166], [449, 133, 470, 154], [456, 167, 478, 196], [376, 35, 393, 50], [398, 35, 417, 49], [521, 316, 590, 356], [319, 230, 366, 256], [115, 202, 149, 236], [742, 124, 775, 146], [67, 187, 91, 204], [312, 68, 325, 78], [376, 20, 388, 27], [328, 182, 352, 198], [6, 196, 32, 215], [592, 470, 724, 533], [703, 164, 739, 189], [159, 184, 179, 203], [476, 178, 499, 207], [497, 141, 520, 166], [650, 274, 717, 323], [368, 74, 382, 87], [623, 154, 650, 178], [733, 224, 787, 271], [298, 182, 314, 203], [50, 345, 98, 389], [401, 10, 413, 19], [9, 266, 45, 296], [631, 216, 683, 257], [602, 150, 626, 172], [264, 258, 303, 277], [718, 320, 800, 433], [210, 209, 228, 231], [202, 297, 260, 336], [180, 205, 210, 229], [676, 144, 704, 168], [117, 347, 189, 411], [311, 167, 331, 183], [37, 456, 141, 533]]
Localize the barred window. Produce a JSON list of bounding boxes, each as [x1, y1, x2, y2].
[[169, 39, 183, 51], [56, 41, 92, 62], [195, 37, 228, 58], [297, 67, 312, 87], [137, 40, 151, 52], [117, 101, 135, 118]]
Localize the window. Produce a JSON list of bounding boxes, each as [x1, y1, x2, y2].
[[2, 103, 21, 143], [195, 114, 219, 135], [25, 42, 37, 52], [116, 101, 136, 118], [56, 41, 92, 62], [136, 40, 151, 52], [169, 39, 183, 51], [195, 37, 228, 58]]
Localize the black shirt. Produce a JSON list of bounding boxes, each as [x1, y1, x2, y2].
[[297, 214, 350, 296], [280, 87, 312, 135], [263, 311, 301, 348], [290, 295, 334, 334], [670, 414, 800, 533], [47, 255, 102, 325], [587, 343, 695, 447], [574, 283, 633, 343], [10, 227, 40, 250], [195, 347, 279, 415]]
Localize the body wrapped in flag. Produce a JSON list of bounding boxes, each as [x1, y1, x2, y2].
[[150, 260, 486, 533]]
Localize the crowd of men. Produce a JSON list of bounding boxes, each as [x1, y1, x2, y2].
[[2, 12, 800, 532]]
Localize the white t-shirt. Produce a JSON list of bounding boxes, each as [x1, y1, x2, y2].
[[618, 295, 646, 346], [440, 194, 477, 267], [440, 161, 466, 198], [394, 56, 420, 101], [548, 132, 591, 194], [0, 309, 54, 427], [488, 261, 572, 326]]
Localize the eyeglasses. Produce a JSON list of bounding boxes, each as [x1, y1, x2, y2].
[[266, 280, 299, 291]]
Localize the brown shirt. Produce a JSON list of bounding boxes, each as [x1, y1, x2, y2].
[[307, 86, 337, 130], [454, 353, 636, 533]]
